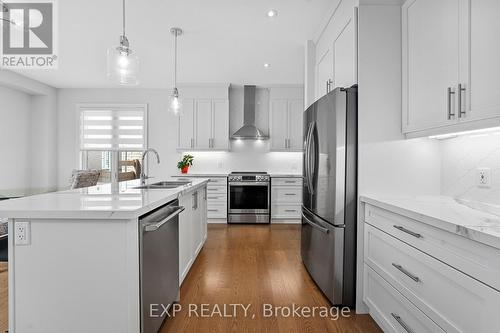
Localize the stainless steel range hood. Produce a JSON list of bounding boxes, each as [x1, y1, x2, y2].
[[231, 85, 269, 140]]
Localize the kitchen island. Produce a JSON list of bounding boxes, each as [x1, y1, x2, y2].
[[0, 177, 208, 333]]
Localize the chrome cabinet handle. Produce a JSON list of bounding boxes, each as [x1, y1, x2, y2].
[[458, 84, 466, 118], [144, 207, 185, 232], [192, 191, 198, 210], [302, 211, 329, 234], [190, 138, 194, 148], [207, 209, 218, 212], [391, 313, 414, 333], [284, 193, 296, 196], [392, 263, 420, 282], [393, 225, 422, 239], [447, 87, 456, 120], [285, 209, 297, 212], [326, 79, 333, 93]]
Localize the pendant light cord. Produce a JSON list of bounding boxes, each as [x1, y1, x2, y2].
[[122, 0, 126, 36], [174, 31, 178, 88]]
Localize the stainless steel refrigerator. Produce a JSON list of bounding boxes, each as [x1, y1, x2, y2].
[[301, 85, 357, 307]]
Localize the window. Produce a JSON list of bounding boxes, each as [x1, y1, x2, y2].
[[79, 104, 148, 184]]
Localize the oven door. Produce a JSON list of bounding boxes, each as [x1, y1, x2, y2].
[[228, 182, 270, 214]]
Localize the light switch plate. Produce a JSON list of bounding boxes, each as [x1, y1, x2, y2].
[[477, 168, 491, 188], [14, 221, 31, 245]]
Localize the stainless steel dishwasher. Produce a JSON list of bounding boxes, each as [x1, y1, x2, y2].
[[139, 199, 184, 333]]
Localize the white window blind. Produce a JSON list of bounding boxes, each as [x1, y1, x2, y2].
[[80, 105, 147, 151]]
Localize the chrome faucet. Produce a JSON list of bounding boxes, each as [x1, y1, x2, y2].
[[140, 148, 161, 185]]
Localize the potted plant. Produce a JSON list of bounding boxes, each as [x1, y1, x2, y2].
[[177, 154, 194, 174]]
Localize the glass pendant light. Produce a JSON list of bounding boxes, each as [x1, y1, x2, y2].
[[169, 27, 183, 115], [107, 0, 138, 85]]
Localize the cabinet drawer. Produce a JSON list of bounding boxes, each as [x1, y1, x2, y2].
[[272, 177, 303, 186], [271, 204, 301, 219], [271, 186, 302, 203], [207, 185, 227, 194], [207, 204, 227, 219], [208, 177, 227, 185], [364, 264, 445, 333], [365, 204, 500, 291], [365, 224, 500, 333], [206, 193, 227, 204]]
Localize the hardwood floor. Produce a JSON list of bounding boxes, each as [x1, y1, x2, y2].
[[161, 224, 381, 333], [0, 226, 380, 333]]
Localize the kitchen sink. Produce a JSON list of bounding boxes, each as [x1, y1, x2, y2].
[[134, 181, 192, 190]]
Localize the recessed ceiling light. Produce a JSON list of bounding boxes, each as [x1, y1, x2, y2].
[[267, 9, 278, 18], [264, 63, 270, 68]]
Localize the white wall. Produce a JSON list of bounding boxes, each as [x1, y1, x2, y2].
[[0, 86, 31, 190], [0, 71, 58, 191], [357, 4, 441, 198]]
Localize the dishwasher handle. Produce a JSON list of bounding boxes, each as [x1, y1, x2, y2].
[[144, 206, 185, 232]]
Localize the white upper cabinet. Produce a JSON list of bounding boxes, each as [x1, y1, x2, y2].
[[269, 87, 304, 152], [270, 100, 289, 151], [195, 100, 212, 149], [316, 48, 334, 100], [288, 100, 304, 150], [333, 17, 357, 90], [466, 0, 500, 122], [314, 0, 357, 102], [403, 0, 500, 137], [402, 0, 461, 133], [177, 99, 195, 149], [211, 100, 229, 150], [177, 85, 229, 151]]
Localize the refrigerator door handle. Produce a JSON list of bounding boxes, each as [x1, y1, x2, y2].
[[302, 211, 329, 234], [307, 122, 317, 194], [304, 123, 314, 194]]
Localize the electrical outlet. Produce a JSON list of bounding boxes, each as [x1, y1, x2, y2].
[[217, 161, 223, 169], [477, 168, 491, 188], [14, 221, 31, 245]]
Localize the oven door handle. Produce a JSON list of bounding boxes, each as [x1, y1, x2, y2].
[[229, 182, 270, 186]]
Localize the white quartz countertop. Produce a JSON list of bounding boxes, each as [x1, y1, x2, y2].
[[0, 177, 209, 220], [360, 195, 500, 249]]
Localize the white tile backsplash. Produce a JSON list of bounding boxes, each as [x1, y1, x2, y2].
[[182, 141, 302, 174], [441, 133, 500, 205]]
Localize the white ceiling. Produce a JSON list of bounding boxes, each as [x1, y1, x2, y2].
[[13, 0, 332, 88]]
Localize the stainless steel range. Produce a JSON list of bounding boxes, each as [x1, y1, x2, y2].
[[228, 172, 270, 224]]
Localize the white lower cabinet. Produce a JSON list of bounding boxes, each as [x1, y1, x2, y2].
[[364, 265, 445, 333], [271, 177, 302, 221], [363, 203, 500, 333], [177, 176, 227, 220], [178, 185, 208, 285]]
